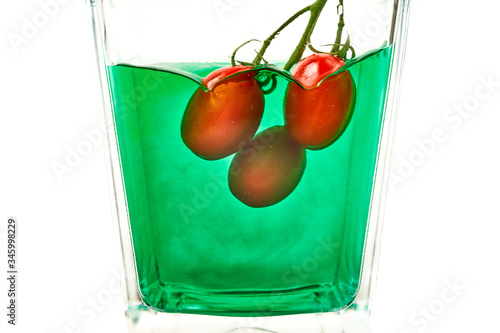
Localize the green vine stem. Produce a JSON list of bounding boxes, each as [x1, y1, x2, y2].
[[252, 6, 311, 66], [283, 0, 329, 71], [261, 75, 278, 95], [331, 0, 345, 53], [233, 0, 354, 72], [251, 0, 330, 70], [232, 39, 261, 66]]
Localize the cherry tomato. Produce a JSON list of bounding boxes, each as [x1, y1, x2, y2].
[[284, 53, 356, 150], [181, 66, 265, 160], [228, 126, 307, 208]]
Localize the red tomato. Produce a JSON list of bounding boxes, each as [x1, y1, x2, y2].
[[228, 126, 307, 208], [181, 66, 265, 160], [284, 53, 356, 150]]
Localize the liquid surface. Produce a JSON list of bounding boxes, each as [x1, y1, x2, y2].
[[108, 46, 393, 316]]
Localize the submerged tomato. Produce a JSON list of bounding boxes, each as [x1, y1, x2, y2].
[[228, 126, 307, 208], [181, 66, 265, 160], [284, 53, 356, 150]]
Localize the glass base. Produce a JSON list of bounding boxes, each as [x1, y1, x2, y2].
[[126, 303, 370, 333]]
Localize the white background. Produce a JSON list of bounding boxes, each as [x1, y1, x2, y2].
[[1, 0, 499, 333]]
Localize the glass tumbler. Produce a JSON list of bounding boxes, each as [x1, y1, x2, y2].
[[88, 0, 411, 332]]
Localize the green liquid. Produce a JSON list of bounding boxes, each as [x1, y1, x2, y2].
[[107, 46, 393, 316]]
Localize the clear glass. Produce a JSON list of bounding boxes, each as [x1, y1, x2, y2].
[[88, 0, 411, 331]]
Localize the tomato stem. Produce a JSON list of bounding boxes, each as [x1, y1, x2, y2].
[[232, 39, 261, 66], [239, 0, 354, 70], [261, 75, 278, 95], [252, 6, 311, 67], [283, 0, 329, 71], [331, 1, 345, 53]]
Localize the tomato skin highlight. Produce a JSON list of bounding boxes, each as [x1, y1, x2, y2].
[[228, 126, 307, 208], [284, 54, 356, 150], [181, 67, 265, 160]]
